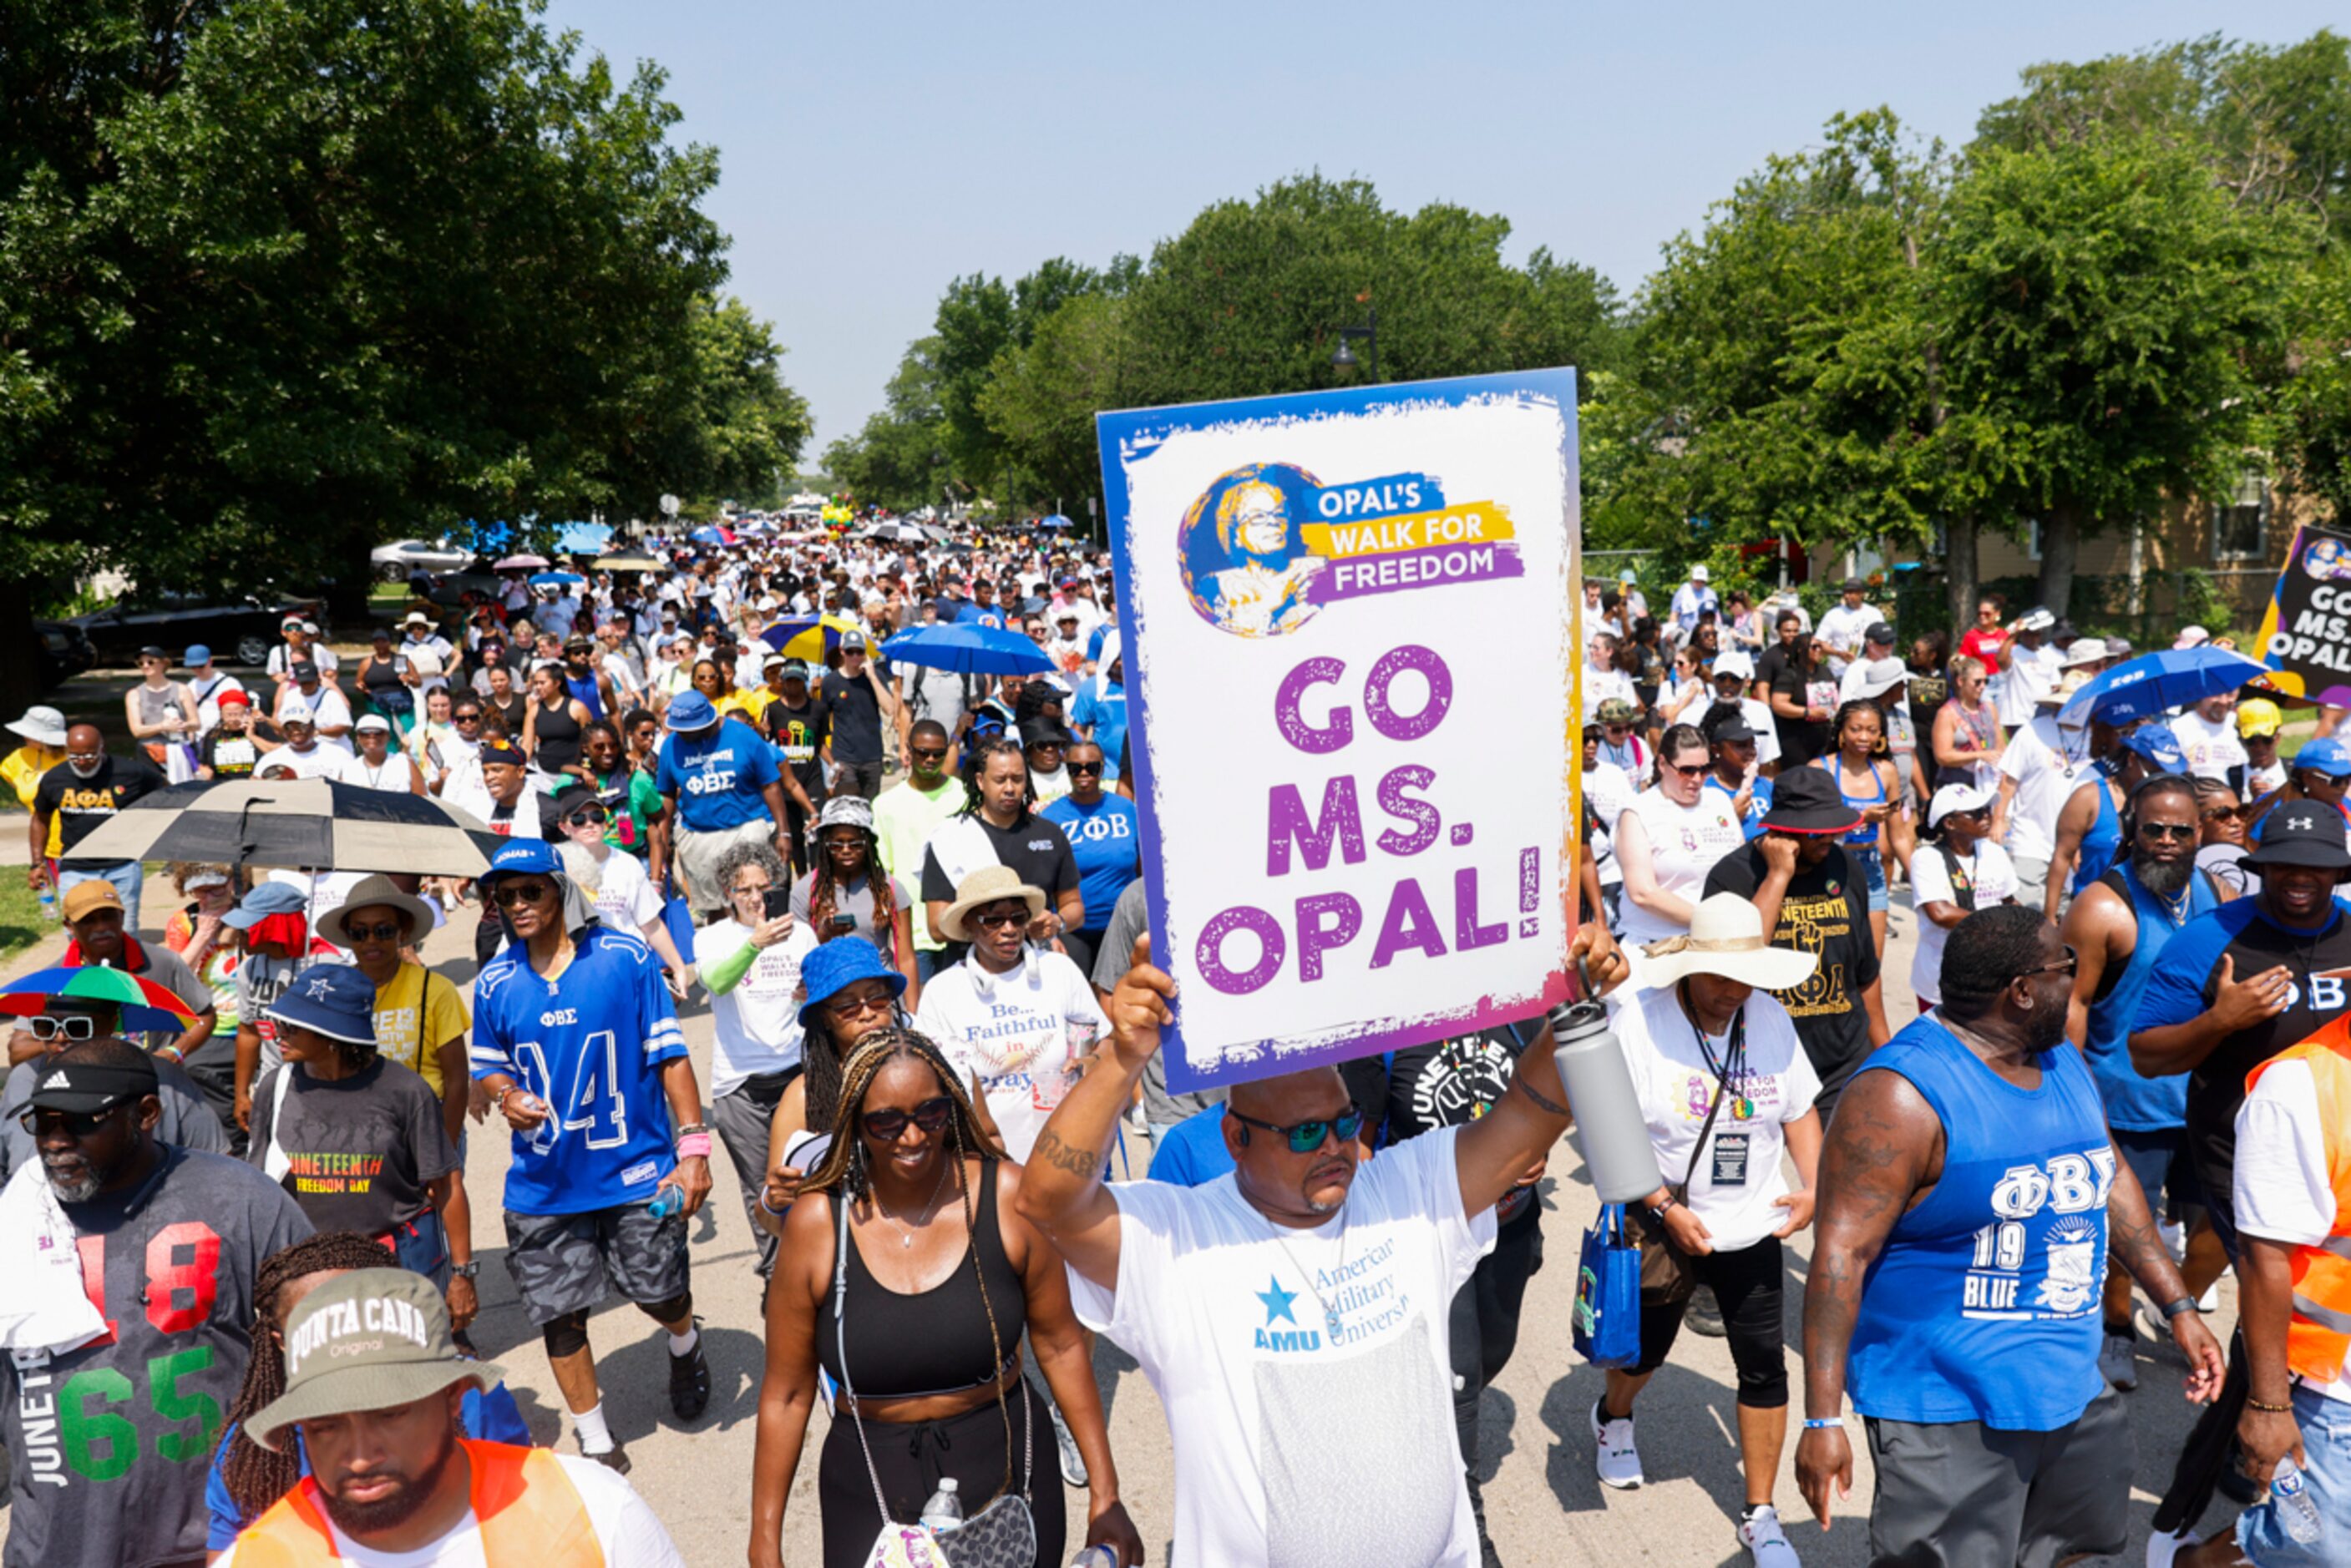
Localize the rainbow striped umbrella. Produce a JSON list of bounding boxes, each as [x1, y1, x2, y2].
[[1, 964, 203, 1034]]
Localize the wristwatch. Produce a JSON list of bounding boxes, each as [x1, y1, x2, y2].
[[1645, 1194, 1678, 1229], [2158, 1296, 2199, 1321], [450, 1262, 479, 1280]]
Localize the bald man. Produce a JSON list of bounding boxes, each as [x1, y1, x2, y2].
[[29, 722, 166, 930], [1016, 928, 1624, 1565]]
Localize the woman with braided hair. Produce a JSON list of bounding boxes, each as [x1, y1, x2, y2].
[[205, 1231, 530, 1554], [790, 793, 920, 1004], [747, 1027, 1143, 1568]]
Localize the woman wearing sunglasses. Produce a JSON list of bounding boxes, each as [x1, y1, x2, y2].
[[1604, 894, 1822, 1562], [550, 780, 695, 999], [1614, 722, 1748, 953], [748, 1027, 1142, 1568], [1910, 781, 2020, 1014]]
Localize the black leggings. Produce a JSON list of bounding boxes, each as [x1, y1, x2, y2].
[[1634, 1233, 1789, 1408], [818, 1376, 1065, 1568], [1452, 1200, 1543, 1467]]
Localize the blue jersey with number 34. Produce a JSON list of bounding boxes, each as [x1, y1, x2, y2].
[[470, 925, 687, 1215]]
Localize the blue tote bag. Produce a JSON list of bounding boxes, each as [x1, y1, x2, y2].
[[1573, 1202, 1642, 1368]]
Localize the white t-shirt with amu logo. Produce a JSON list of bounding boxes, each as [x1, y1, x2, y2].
[[1068, 1128, 1496, 1566]]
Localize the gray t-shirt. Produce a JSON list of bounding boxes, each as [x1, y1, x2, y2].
[[2, 1146, 312, 1568], [0, 1054, 227, 1181], [789, 868, 915, 959], [1092, 879, 1223, 1128]]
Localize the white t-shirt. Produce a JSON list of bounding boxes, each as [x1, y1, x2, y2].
[[566, 846, 664, 937], [1908, 840, 2020, 1005], [692, 918, 817, 1096], [1813, 603, 1878, 671], [2170, 711, 2249, 783], [2234, 1057, 2351, 1403], [269, 743, 347, 781], [1998, 713, 2089, 865], [1580, 666, 1637, 724], [215, 1450, 685, 1567], [337, 749, 419, 793], [1995, 643, 2060, 726], [266, 644, 339, 682], [913, 950, 1107, 1161], [1583, 761, 1637, 892], [1616, 984, 1820, 1252], [1615, 787, 1746, 948], [1067, 1128, 1495, 1566]]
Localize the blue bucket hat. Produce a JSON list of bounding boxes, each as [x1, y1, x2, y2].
[[665, 691, 719, 733], [264, 964, 379, 1045], [796, 939, 906, 1034], [2120, 726, 2185, 775], [478, 838, 560, 883], [222, 881, 310, 930]]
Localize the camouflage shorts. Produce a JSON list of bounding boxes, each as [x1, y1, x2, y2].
[[502, 1200, 689, 1326]]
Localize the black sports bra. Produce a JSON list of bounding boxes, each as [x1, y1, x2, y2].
[[817, 1161, 1026, 1400]]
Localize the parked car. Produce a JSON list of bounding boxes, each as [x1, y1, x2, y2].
[[69, 592, 320, 669], [37, 620, 97, 688], [372, 538, 478, 579]]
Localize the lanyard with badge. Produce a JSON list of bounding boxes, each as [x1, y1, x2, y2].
[[1682, 980, 1752, 1191]]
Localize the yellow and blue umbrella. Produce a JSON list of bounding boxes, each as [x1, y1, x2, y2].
[[757, 615, 866, 661]]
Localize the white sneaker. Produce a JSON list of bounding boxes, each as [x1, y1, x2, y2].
[[1739, 1505, 1801, 1566], [1591, 1399, 1643, 1489], [2144, 1525, 2195, 1567], [2198, 1277, 2222, 1313], [2100, 1331, 2139, 1390]]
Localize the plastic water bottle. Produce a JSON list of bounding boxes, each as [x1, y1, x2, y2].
[[919, 1476, 963, 1535], [1070, 1549, 1122, 1568], [647, 1184, 685, 1221], [1548, 1001, 1668, 1203], [36, 883, 57, 923], [2272, 1456, 2323, 1545]]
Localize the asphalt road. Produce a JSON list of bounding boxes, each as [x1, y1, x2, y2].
[[0, 872, 2240, 1567]]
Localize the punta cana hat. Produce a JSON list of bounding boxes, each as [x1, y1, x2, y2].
[[1756, 768, 1864, 837], [1638, 893, 1819, 991], [247, 1269, 501, 1452], [318, 873, 437, 948], [795, 938, 907, 1033], [937, 864, 1046, 943]]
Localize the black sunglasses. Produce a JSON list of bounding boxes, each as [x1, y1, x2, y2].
[[23, 1105, 126, 1138], [861, 1096, 954, 1141], [1230, 1107, 1365, 1155], [490, 880, 555, 908], [910, 746, 950, 762], [970, 905, 1030, 931], [343, 921, 407, 943], [1068, 760, 1105, 776], [563, 807, 611, 827], [2136, 822, 2197, 842]]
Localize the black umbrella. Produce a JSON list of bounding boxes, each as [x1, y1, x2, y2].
[[68, 776, 498, 876]]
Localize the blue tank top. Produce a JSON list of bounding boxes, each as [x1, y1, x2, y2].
[[1845, 1015, 2113, 1429], [1822, 757, 1886, 847], [565, 670, 606, 721], [2070, 778, 2120, 895], [2081, 866, 2220, 1132]]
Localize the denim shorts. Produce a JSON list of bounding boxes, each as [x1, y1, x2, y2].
[[2236, 1383, 2351, 1565], [1850, 844, 1889, 913]]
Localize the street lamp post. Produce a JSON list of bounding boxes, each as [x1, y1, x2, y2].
[[1331, 306, 1380, 382]]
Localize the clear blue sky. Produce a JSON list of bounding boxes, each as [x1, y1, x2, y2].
[[545, 1, 2339, 453]]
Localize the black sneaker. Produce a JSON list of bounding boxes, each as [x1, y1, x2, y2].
[[585, 1443, 631, 1474], [669, 1337, 712, 1422], [1685, 1285, 1727, 1339]]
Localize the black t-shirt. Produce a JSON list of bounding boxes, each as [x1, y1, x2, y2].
[[1365, 1024, 1544, 1227], [1704, 842, 1881, 1100], [485, 690, 528, 736], [766, 695, 833, 792], [200, 730, 263, 780], [35, 752, 167, 866], [919, 813, 1081, 905], [1905, 663, 1949, 745], [1767, 662, 1831, 768], [821, 670, 884, 764], [247, 1058, 456, 1236], [1752, 644, 1792, 696]]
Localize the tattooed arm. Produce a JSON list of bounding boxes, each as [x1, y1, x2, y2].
[[2106, 1131, 2227, 1403], [1012, 936, 1170, 1292], [1795, 1068, 1942, 1531]]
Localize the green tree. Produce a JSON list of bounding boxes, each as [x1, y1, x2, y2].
[[822, 336, 954, 512], [0, 0, 798, 701], [978, 291, 1142, 518]]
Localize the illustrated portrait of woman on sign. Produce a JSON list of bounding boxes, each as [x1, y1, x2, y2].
[[1180, 463, 1328, 639]]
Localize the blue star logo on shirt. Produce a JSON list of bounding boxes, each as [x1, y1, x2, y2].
[[1255, 1277, 1300, 1327]]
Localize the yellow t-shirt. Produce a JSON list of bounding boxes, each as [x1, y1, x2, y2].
[[3, 745, 66, 856], [723, 685, 771, 725], [371, 962, 469, 1099]]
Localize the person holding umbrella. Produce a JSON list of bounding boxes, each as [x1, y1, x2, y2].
[[46, 878, 216, 1059], [1, 986, 226, 1178]]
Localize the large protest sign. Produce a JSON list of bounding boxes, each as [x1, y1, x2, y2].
[[1097, 369, 1579, 1092], [2255, 523, 2351, 706]]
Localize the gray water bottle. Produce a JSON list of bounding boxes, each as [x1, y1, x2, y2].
[[1548, 999, 1667, 1204], [919, 1476, 964, 1535]]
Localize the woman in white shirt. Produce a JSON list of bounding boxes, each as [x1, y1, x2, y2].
[[1614, 723, 1748, 950], [1597, 893, 1822, 1565], [550, 780, 695, 996], [1909, 781, 2019, 1011]]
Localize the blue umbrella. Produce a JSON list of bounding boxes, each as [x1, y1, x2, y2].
[[2059, 646, 2269, 728], [528, 570, 585, 589], [1040, 513, 1075, 530], [883, 623, 1055, 677], [689, 525, 726, 547]]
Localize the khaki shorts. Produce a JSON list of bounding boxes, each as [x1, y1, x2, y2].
[[672, 817, 773, 915]]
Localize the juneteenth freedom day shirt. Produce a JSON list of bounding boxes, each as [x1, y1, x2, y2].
[[246, 1057, 457, 1237], [1067, 1128, 1496, 1566], [1, 1146, 312, 1568]]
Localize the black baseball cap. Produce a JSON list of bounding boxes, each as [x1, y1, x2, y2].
[[2246, 802, 2351, 873]]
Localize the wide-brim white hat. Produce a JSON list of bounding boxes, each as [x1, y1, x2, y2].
[[1639, 893, 1819, 992]]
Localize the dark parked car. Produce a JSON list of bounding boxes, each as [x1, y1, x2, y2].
[[37, 620, 97, 688], [70, 592, 322, 669]]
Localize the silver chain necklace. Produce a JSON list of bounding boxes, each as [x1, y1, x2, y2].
[[869, 1156, 953, 1249], [1268, 1200, 1351, 1341]]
